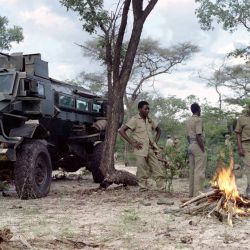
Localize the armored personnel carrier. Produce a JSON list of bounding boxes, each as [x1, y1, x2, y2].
[[0, 52, 107, 199]]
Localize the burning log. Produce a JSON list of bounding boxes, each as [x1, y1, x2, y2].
[[181, 190, 218, 208], [181, 156, 250, 226]]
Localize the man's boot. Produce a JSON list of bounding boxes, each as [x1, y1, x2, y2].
[[246, 185, 250, 198]]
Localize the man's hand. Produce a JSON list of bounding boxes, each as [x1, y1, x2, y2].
[[132, 140, 143, 150], [196, 134, 205, 153], [157, 157, 170, 167], [238, 147, 245, 157]]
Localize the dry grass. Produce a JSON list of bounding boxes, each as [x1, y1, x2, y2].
[[0, 167, 250, 249]]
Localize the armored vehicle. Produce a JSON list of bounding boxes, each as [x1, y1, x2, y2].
[[0, 52, 107, 199]]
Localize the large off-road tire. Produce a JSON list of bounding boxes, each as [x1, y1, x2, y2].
[[14, 141, 52, 199], [91, 142, 104, 183]]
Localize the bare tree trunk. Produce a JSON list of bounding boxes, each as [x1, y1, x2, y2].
[[99, 0, 158, 187], [215, 85, 222, 111], [100, 90, 137, 186], [123, 94, 132, 166], [118, 99, 124, 127]]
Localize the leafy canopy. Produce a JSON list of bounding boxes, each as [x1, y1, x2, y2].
[[59, 0, 110, 33], [195, 0, 250, 32], [0, 16, 24, 51]]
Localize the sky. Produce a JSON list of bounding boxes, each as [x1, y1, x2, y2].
[[1, 0, 249, 107]]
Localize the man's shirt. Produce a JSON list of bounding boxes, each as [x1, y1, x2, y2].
[[126, 114, 158, 157], [235, 114, 250, 142], [186, 115, 204, 140]]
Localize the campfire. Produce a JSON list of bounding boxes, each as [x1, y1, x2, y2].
[[181, 155, 250, 226]]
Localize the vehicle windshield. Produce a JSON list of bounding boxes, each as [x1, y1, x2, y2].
[[0, 73, 14, 94]]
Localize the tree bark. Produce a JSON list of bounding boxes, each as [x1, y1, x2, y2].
[[99, 0, 158, 187], [100, 88, 137, 186]]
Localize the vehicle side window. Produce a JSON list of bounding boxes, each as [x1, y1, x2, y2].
[[92, 103, 102, 113], [38, 82, 45, 96], [59, 94, 74, 109], [76, 99, 89, 111]]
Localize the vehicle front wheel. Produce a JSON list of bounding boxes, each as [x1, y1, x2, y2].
[[14, 141, 52, 199]]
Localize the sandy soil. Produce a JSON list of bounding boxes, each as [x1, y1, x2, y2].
[[0, 165, 250, 250]]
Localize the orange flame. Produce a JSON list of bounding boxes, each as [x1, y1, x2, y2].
[[213, 167, 239, 199], [212, 156, 239, 200], [210, 153, 250, 224]]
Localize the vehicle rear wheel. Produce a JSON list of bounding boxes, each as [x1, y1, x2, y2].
[[91, 142, 104, 183], [56, 155, 83, 172], [14, 141, 52, 199]]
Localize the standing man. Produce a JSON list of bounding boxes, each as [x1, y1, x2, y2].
[[173, 136, 181, 152], [186, 103, 207, 197], [235, 104, 250, 197], [118, 101, 166, 191], [166, 135, 174, 147]]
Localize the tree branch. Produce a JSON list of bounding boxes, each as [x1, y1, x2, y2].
[[142, 0, 158, 21], [86, 0, 107, 33], [113, 0, 132, 82]]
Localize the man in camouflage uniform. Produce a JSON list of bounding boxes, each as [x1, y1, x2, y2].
[[235, 104, 250, 197], [119, 101, 166, 191], [186, 103, 207, 197]]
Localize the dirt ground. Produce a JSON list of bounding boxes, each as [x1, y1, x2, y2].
[[0, 165, 250, 250]]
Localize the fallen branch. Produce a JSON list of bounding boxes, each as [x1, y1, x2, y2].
[[180, 190, 217, 208]]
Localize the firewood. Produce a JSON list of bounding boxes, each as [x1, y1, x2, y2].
[[213, 210, 226, 222], [184, 202, 211, 215], [236, 196, 250, 207], [208, 195, 225, 217], [227, 201, 233, 226], [180, 190, 218, 208], [195, 197, 207, 206], [180, 155, 250, 226]]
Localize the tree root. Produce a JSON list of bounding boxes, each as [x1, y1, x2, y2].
[[100, 170, 138, 188]]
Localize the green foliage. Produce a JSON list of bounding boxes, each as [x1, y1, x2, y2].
[[195, 0, 250, 32], [117, 91, 245, 182], [115, 136, 135, 163], [200, 103, 241, 177], [206, 135, 242, 178], [83, 37, 129, 64], [60, 0, 110, 34], [185, 95, 200, 107], [78, 71, 107, 95], [133, 40, 199, 79], [0, 16, 24, 51], [200, 62, 250, 106], [195, 0, 250, 61], [81, 38, 199, 92], [229, 45, 250, 61], [164, 145, 188, 191]]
